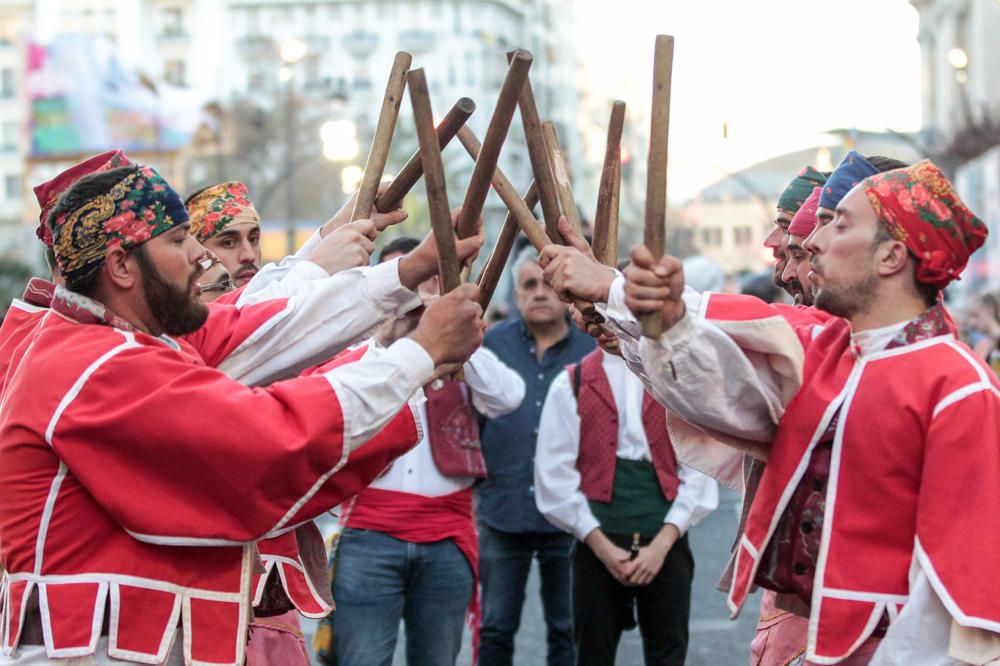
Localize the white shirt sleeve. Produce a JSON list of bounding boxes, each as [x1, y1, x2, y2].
[[463, 346, 526, 418], [217, 257, 421, 386], [234, 230, 326, 301], [322, 337, 435, 453], [534, 370, 601, 542], [599, 275, 782, 444], [663, 464, 718, 536]]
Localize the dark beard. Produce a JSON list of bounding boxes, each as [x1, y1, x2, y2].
[[771, 262, 797, 299], [134, 247, 209, 336], [814, 271, 877, 319]]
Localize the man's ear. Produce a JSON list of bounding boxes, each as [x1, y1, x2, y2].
[[875, 239, 910, 278], [103, 246, 139, 291]]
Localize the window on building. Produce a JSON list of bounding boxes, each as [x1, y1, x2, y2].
[[5, 174, 19, 200], [734, 225, 752, 246], [1, 122, 17, 152], [162, 7, 184, 36], [0, 14, 22, 45], [701, 227, 722, 248], [164, 60, 186, 86], [0, 68, 14, 99]]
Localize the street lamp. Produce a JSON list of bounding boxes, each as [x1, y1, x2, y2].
[[280, 38, 307, 254], [948, 47, 969, 83], [320, 120, 360, 162]]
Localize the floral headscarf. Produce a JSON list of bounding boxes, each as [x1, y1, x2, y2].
[[185, 181, 260, 242], [862, 160, 988, 289], [52, 166, 189, 282], [33, 150, 136, 248]]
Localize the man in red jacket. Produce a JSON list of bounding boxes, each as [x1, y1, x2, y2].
[[621, 161, 999, 664], [0, 165, 486, 665]]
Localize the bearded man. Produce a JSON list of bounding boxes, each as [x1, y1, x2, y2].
[[764, 166, 828, 299], [621, 161, 999, 664], [0, 166, 486, 665]]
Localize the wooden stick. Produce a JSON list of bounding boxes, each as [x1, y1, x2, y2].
[[608, 155, 621, 265], [508, 50, 563, 244], [642, 35, 674, 338], [455, 50, 532, 240], [374, 97, 476, 213], [593, 101, 626, 267], [351, 51, 412, 222], [456, 125, 597, 319], [475, 182, 538, 311], [542, 121, 584, 238], [408, 68, 461, 294]]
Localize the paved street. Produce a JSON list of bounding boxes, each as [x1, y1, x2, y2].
[[305, 487, 758, 665]]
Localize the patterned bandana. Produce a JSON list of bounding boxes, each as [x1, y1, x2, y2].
[[185, 181, 260, 242], [778, 166, 828, 215], [819, 151, 878, 211], [862, 160, 988, 289], [788, 187, 821, 237], [33, 150, 136, 248], [51, 166, 189, 282]]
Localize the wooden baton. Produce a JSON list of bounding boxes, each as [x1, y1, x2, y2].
[[456, 125, 598, 319], [641, 35, 674, 338], [351, 51, 412, 222], [455, 50, 533, 240], [475, 182, 538, 311], [541, 121, 584, 238], [374, 97, 476, 213], [408, 68, 462, 294], [592, 101, 626, 267], [508, 50, 563, 244]]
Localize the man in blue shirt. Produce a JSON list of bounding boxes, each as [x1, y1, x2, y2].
[[478, 246, 596, 666]]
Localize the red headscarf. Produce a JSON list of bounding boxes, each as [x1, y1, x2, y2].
[[862, 160, 987, 289], [787, 187, 821, 237], [33, 150, 136, 247]]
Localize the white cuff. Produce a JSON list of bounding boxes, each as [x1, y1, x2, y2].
[[575, 514, 602, 543], [384, 337, 435, 385], [369, 257, 422, 315]]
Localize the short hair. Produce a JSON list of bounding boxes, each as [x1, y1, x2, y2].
[[866, 155, 909, 173], [47, 166, 139, 296], [511, 245, 540, 285], [377, 235, 420, 263]]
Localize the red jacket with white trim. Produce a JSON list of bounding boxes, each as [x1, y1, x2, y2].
[[0, 306, 421, 664], [694, 296, 1000, 663]]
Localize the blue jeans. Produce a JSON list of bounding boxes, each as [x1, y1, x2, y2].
[[477, 525, 575, 666], [332, 528, 474, 666]]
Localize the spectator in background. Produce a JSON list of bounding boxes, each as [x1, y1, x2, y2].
[[967, 291, 1000, 375], [477, 246, 595, 666]]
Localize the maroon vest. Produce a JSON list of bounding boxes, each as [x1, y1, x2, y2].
[[424, 379, 487, 479], [572, 350, 679, 503]]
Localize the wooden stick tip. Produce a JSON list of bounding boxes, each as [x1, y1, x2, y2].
[[510, 49, 533, 64], [394, 51, 414, 65], [456, 97, 477, 113]]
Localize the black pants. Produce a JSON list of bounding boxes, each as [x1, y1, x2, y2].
[[572, 532, 693, 666]]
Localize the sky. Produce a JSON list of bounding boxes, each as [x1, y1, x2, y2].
[[573, 0, 924, 199]]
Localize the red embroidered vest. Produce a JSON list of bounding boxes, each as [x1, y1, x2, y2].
[[424, 380, 487, 479], [571, 350, 679, 503]]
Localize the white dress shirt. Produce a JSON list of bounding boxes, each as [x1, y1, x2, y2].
[[534, 350, 718, 542], [370, 345, 526, 497]]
